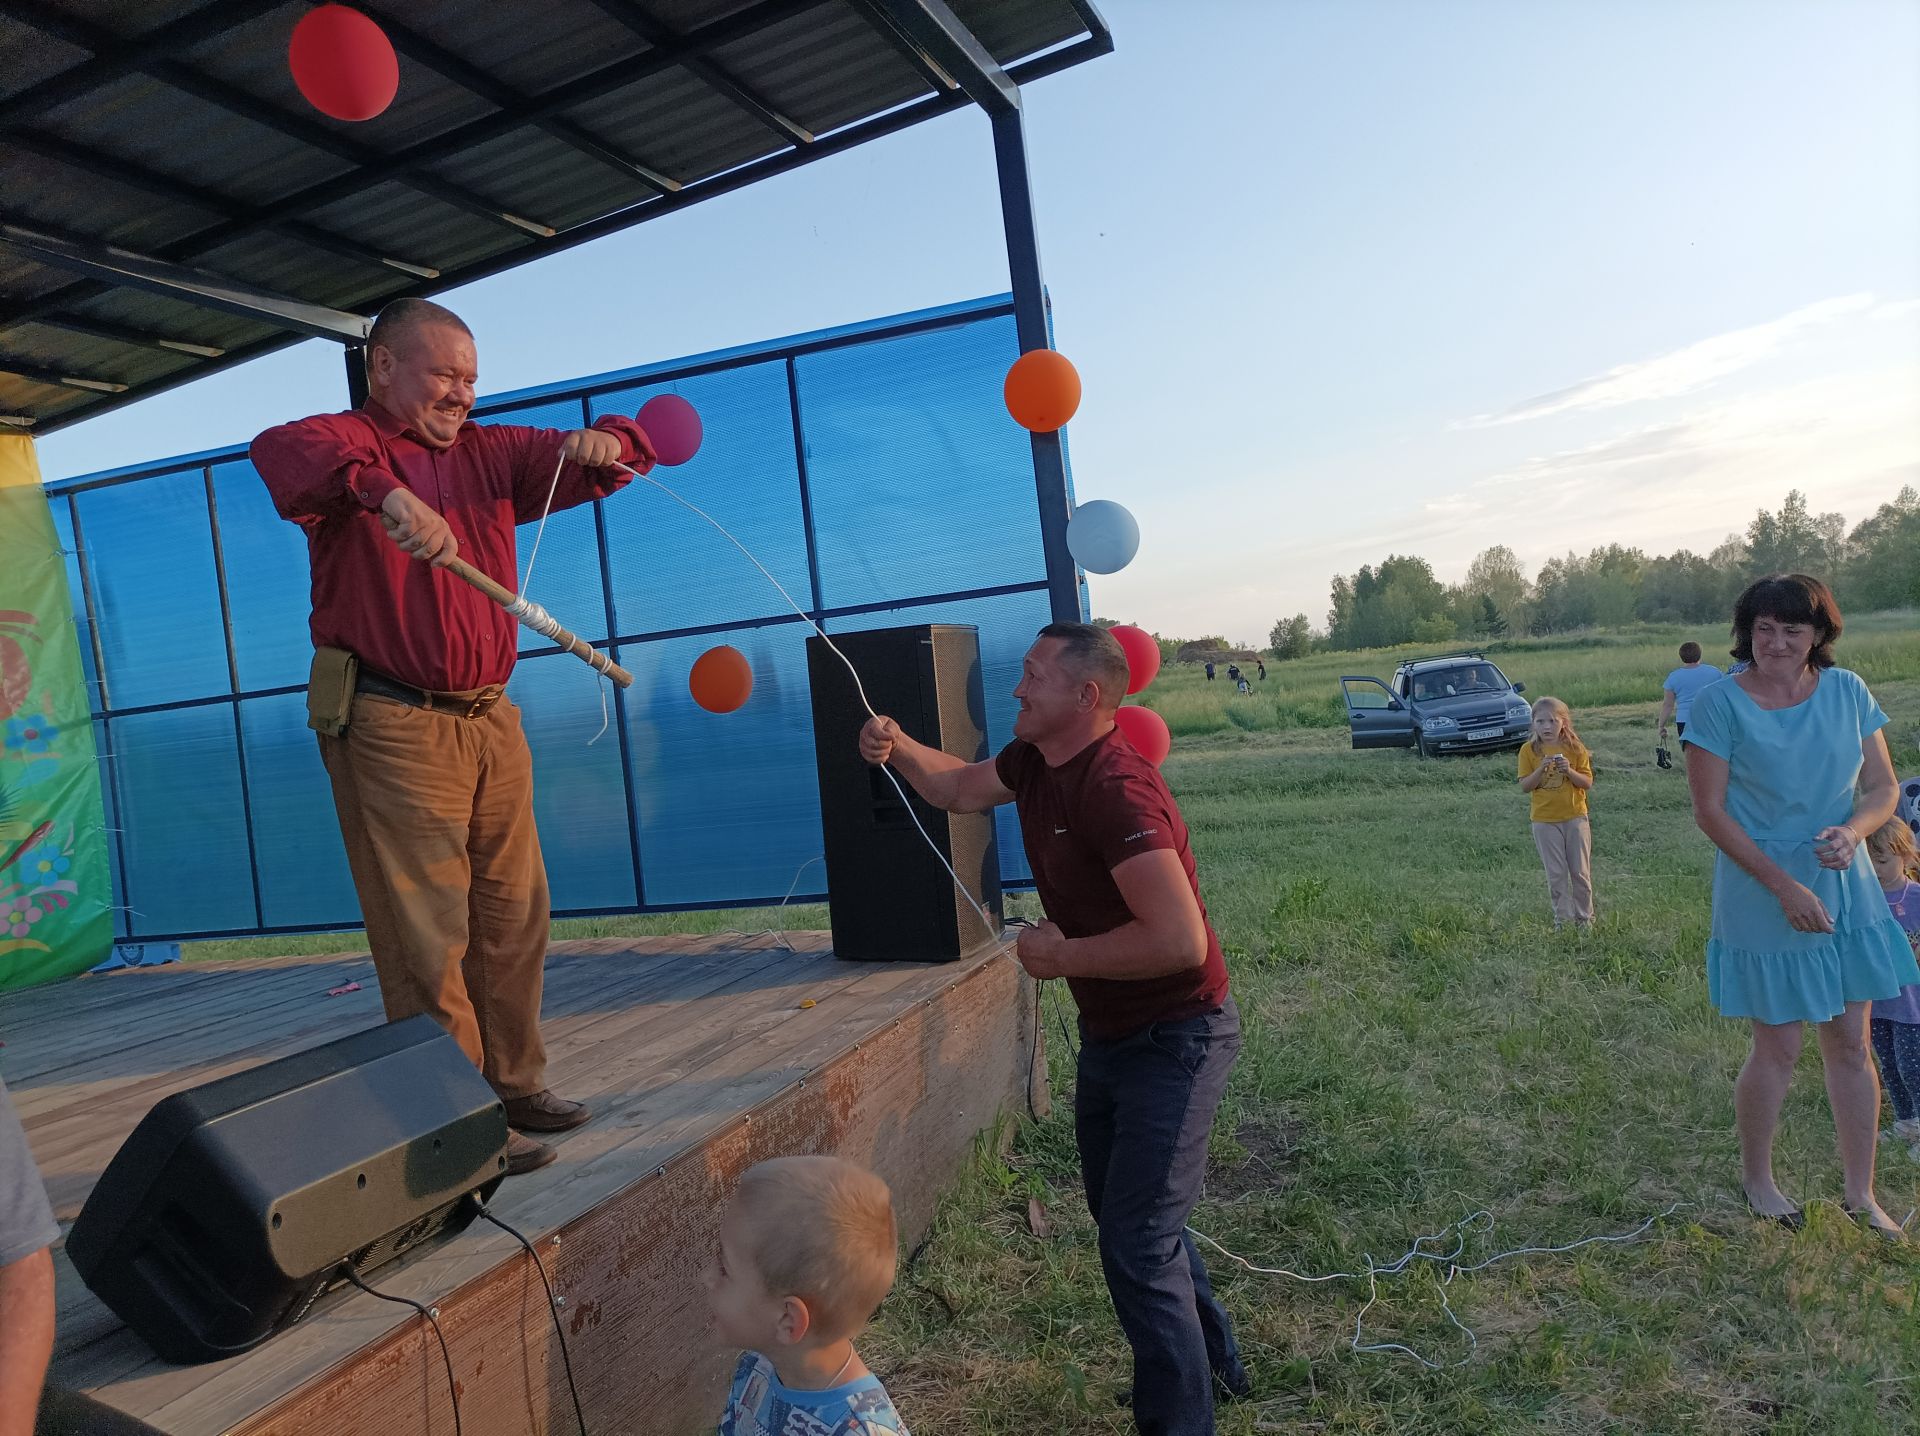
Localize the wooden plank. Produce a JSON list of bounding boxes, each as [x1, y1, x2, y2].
[[229, 950, 1035, 1435], [48, 942, 920, 1414], [44, 940, 807, 1360]]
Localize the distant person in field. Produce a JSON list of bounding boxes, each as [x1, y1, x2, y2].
[[1683, 574, 1917, 1239], [1516, 697, 1595, 929], [1204, 661, 1215, 682], [1226, 664, 1241, 686], [1865, 819, 1920, 1164], [860, 622, 1247, 1434], [1256, 660, 1266, 681], [1658, 640, 1723, 751]]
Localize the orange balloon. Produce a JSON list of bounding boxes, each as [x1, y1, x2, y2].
[[1004, 349, 1082, 432], [689, 645, 753, 713]]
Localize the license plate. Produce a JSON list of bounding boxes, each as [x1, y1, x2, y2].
[[1468, 728, 1500, 741]]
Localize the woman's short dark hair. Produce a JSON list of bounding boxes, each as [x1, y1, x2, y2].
[[1730, 574, 1842, 668], [1678, 641, 1702, 664]]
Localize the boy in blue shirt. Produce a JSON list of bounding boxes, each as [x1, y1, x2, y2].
[[1658, 640, 1724, 749], [708, 1156, 909, 1436]]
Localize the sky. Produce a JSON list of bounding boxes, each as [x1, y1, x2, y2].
[[33, 0, 1920, 647]]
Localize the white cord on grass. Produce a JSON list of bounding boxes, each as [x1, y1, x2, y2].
[[1189, 1201, 1688, 1369], [612, 460, 999, 944]]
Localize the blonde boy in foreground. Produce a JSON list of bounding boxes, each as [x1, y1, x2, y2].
[[707, 1156, 909, 1436]]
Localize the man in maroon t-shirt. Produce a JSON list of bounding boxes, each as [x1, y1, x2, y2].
[[860, 622, 1246, 1433]]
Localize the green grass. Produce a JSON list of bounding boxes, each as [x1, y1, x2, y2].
[[858, 620, 1920, 1435], [181, 620, 1920, 1431]]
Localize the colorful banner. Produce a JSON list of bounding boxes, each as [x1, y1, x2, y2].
[[0, 435, 113, 991]]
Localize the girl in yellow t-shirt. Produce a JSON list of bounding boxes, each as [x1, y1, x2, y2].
[[1517, 696, 1596, 929]]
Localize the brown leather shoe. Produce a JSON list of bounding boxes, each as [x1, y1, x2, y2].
[[501, 1089, 592, 1133], [505, 1131, 557, 1177]]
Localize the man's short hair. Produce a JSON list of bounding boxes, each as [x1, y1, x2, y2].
[[731, 1156, 897, 1341], [1678, 641, 1701, 663], [1037, 621, 1130, 710], [366, 297, 472, 357]]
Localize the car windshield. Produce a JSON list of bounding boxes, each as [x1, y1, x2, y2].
[[1412, 664, 1507, 699]]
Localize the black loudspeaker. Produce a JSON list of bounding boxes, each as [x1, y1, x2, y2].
[[67, 1015, 508, 1364], [807, 623, 1003, 963]]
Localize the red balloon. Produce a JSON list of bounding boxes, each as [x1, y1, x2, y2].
[[1113, 705, 1171, 766], [289, 6, 399, 122], [690, 645, 753, 713], [1003, 349, 1081, 432], [1108, 624, 1161, 696], [637, 394, 703, 466]]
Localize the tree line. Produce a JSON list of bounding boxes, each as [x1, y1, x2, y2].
[[1262, 486, 1919, 658]]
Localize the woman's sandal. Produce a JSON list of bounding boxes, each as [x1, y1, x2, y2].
[[1843, 1206, 1909, 1244], [1747, 1203, 1806, 1231]]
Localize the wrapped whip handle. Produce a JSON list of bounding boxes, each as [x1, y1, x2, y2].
[[443, 557, 633, 688]]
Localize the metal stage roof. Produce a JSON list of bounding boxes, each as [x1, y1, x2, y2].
[[0, 0, 1110, 435]]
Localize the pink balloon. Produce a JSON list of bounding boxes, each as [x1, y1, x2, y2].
[[1108, 624, 1161, 695], [637, 394, 703, 466], [1113, 705, 1171, 766]]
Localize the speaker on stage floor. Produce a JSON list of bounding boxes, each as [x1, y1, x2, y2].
[[808, 622, 1003, 963], [67, 1015, 508, 1364]]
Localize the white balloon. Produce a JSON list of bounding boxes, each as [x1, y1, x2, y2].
[[1066, 499, 1140, 574]]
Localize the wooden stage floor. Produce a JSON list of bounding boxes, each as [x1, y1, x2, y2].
[[3, 931, 1038, 1435]]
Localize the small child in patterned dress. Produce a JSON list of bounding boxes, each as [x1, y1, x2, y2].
[[708, 1156, 908, 1436], [1867, 818, 1920, 1160]]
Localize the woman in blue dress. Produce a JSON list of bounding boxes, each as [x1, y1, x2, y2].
[[1684, 575, 1916, 1240]]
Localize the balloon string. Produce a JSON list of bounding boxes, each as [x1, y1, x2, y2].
[[518, 451, 567, 600], [614, 462, 1000, 944]]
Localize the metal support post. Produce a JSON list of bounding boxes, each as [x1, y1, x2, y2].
[[992, 107, 1080, 622], [344, 342, 369, 409]]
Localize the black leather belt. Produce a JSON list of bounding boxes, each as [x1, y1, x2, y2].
[[356, 669, 505, 720]]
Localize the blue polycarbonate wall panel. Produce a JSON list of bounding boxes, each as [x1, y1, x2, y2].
[[238, 693, 357, 929], [49, 500, 101, 711], [823, 585, 1052, 885], [212, 459, 318, 692], [107, 705, 254, 935], [76, 468, 229, 709], [93, 718, 126, 937], [621, 620, 823, 907], [798, 314, 1040, 610], [507, 652, 637, 912], [49, 297, 1061, 937], [589, 365, 813, 635]]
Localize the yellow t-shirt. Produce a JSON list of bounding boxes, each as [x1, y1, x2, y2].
[[1518, 741, 1591, 823]]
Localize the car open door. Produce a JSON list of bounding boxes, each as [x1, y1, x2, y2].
[[1341, 676, 1414, 749]]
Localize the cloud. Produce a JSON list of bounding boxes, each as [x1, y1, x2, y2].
[[1457, 293, 1879, 428]]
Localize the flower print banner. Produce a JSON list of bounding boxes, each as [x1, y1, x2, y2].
[[0, 436, 112, 992]]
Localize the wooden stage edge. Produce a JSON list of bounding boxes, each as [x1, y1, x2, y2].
[[5, 932, 1045, 1435]]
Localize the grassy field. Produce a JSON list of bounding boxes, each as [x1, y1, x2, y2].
[[857, 616, 1920, 1435], [180, 617, 1920, 1432]]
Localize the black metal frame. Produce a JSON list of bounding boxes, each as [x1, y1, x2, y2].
[[57, 298, 1055, 943], [3, 0, 1113, 435]]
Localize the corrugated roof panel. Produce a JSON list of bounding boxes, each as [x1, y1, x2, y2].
[[176, 4, 504, 158], [0, 374, 89, 427], [0, 329, 190, 390], [2, 0, 1108, 434], [67, 289, 288, 351], [0, 148, 215, 252], [0, 14, 90, 104], [948, 0, 1089, 62], [38, 71, 356, 208], [303, 181, 538, 275], [394, 0, 652, 98], [709, 5, 929, 139], [568, 64, 782, 185], [429, 131, 657, 233]]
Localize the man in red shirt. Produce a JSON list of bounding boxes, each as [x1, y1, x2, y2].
[[859, 622, 1246, 1433], [252, 298, 657, 1176]]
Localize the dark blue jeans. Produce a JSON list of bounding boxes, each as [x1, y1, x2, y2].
[[1077, 997, 1242, 1435]]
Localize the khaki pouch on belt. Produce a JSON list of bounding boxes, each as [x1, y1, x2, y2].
[[307, 646, 359, 737]]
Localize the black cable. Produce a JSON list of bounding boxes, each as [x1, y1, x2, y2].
[[479, 1208, 590, 1436], [337, 1266, 462, 1436]]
